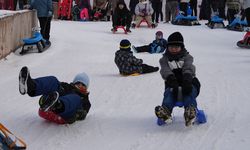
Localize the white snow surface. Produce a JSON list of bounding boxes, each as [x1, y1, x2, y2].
[[1, 20, 250, 150]]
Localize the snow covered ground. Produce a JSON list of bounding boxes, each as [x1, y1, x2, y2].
[[1, 19, 250, 150]]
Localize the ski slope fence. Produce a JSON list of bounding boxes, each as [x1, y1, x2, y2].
[[0, 10, 37, 60]]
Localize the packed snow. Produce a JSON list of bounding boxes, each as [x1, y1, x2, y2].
[[1, 17, 250, 150]]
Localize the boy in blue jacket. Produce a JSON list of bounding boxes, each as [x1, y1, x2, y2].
[[19, 66, 91, 124], [132, 31, 167, 53]]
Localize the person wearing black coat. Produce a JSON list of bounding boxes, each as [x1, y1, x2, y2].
[[112, 1, 132, 32]]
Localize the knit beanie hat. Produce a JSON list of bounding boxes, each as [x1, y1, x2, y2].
[[167, 32, 184, 48], [155, 31, 163, 40], [120, 39, 131, 51]]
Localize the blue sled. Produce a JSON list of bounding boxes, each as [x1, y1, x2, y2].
[[157, 102, 207, 126], [227, 17, 248, 32], [20, 31, 46, 55], [172, 14, 200, 26]]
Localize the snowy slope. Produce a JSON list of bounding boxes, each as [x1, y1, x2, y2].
[[1, 19, 250, 150]]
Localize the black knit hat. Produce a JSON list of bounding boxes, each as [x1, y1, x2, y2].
[[120, 39, 131, 51], [167, 32, 184, 48]]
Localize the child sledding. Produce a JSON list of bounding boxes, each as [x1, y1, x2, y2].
[[172, 3, 200, 26], [111, 0, 132, 34], [114, 39, 159, 76], [18, 66, 91, 124], [154, 32, 206, 127], [131, 0, 156, 28], [132, 31, 167, 53]]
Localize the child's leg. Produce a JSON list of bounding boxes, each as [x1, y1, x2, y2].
[[182, 86, 198, 108], [57, 94, 83, 123], [135, 45, 150, 53], [144, 15, 153, 26], [162, 88, 176, 111], [33, 76, 61, 96], [141, 64, 159, 74]]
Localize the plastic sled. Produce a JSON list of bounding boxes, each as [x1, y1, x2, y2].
[[38, 109, 66, 124], [120, 73, 140, 77], [112, 26, 127, 34], [172, 13, 201, 26], [0, 123, 27, 150], [131, 18, 156, 28], [206, 15, 225, 29], [157, 101, 207, 126], [237, 32, 250, 48], [20, 31, 50, 55], [227, 16, 248, 32]]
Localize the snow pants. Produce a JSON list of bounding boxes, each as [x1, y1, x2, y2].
[[162, 86, 198, 111], [33, 76, 83, 119]]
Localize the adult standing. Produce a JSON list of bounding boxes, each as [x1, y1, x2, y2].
[[165, 0, 178, 23], [28, 0, 53, 45]]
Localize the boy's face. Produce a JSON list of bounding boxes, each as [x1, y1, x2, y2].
[[168, 45, 181, 55]]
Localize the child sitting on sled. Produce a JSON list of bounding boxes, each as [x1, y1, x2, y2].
[[18, 66, 91, 124], [132, 31, 167, 53], [114, 39, 159, 76], [154, 32, 201, 126], [111, 0, 132, 32], [133, 0, 155, 28]]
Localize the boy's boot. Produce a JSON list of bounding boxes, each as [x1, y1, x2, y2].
[[19, 66, 36, 95], [155, 105, 172, 123], [184, 105, 196, 127], [39, 91, 61, 112], [126, 26, 131, 33]]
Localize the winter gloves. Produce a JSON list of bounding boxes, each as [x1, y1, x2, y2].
[[166, 74, 179, 88], [166, 73, 193, 97], [182, 73, 193, 96]]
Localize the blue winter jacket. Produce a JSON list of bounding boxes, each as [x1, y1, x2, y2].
[[29, 0, 53, 17], [149, 38, 167, 53]]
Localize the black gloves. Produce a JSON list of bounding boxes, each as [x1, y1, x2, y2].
[[182, 73, 193, 96], [166, 75, 179, 88]]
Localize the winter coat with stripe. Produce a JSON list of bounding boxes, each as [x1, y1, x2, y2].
[[160, 49, 200, 94], [115, 50, 143, 75]]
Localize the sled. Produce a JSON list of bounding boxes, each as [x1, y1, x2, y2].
[[237, 32, 250, 48], [120, 73, 140, 77], [156, 104, 207, 126], [172, 13, 201, 26], [131, 18, 156, 28], [156, 87, 207, 126], [206, 15, 225, 29], [20, 31, 50, 55], [227, 15, 248, 32], [112, 26, 127, 34], [0, 123, 27, 150], [38, 109, 66, 124]]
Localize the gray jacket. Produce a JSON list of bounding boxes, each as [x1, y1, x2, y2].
[[29, 0, 53, 17], [159, 52, 196, 81]]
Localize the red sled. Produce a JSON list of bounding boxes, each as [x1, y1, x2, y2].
[[132, 18, 156, 28], [58, 0, 73, 20], [112, 26, 127, 34], [38, 109, 66, 124], [237, 31, 250, 49]]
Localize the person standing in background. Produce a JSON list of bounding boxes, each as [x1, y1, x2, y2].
[[165, 0, 178, 23]]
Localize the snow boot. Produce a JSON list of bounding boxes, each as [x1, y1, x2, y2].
[[184, 105, 196, 127], [132, 45, 138, 52], [19, 66, 36, 95], [155, 105, 172, 123], [39, 91, 60, 112]]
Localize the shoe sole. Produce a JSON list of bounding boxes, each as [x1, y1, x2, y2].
[[19, 67, 29, 95]]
